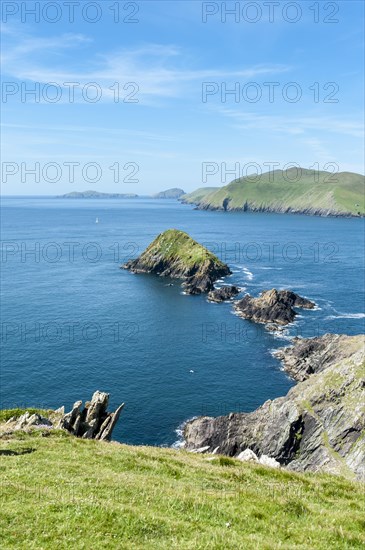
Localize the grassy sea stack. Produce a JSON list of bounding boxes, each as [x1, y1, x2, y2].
[[122, 229, 231, 294]]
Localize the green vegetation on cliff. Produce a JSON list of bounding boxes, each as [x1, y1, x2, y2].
[[123, 229, 230, 294], [1, 427, 364, 549], [180, 187, 220, 204], [182, 169, 365, 216], [133, 229, 226, 270]]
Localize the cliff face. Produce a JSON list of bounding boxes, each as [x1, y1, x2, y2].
[[122, 229, 231, 294], [184, 334, 365, 480]]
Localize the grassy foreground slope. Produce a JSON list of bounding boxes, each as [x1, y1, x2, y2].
[[1, 428, 365, 549], [182, 169, 365, 216]]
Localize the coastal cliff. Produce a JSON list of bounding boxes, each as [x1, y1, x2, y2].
[[122, 229, 231, 294], [184, 334, 365, 480], [180, 168, 365, 217]]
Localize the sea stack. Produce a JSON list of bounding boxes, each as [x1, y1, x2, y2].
[[234, 289, 315, 326], [122, 229, 231, 294]]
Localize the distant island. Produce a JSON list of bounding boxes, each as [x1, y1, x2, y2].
[[58, 188, 186, 199], [58, 190, 138, 199], [180, 168, 365, 217], [152, 188, 185, 199]]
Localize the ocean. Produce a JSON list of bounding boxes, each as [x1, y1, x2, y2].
[[1, 197, 364, 446]]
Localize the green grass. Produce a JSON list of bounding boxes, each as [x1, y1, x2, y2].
[[180, 187, 220, 204], [141, 229, 227, 270], [1, 429, 364, 549], [184, 169, 365, 216], [0, 409, 52, 423]]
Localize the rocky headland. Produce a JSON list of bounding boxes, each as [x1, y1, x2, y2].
[[183, 334, 365, 480], [234, 289, 315, 326], [122, 229, 231, 294], [180, 168, 365, 217], [152, 188, 185, 199]]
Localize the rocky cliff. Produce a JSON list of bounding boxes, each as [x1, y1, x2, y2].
[[184, 334, 365, 480], [122, 229, 231, 294]]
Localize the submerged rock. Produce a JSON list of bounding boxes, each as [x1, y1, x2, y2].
[[208, 286, 240, 302], [234, 289, 315, 326], [122, 229, 231, 294], [184, 334, 365, 480]]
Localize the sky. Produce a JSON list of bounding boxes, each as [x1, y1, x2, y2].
[[1, 0, 364, 195]]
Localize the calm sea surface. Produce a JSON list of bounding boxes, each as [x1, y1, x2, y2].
[[1, 198, 364, 445]]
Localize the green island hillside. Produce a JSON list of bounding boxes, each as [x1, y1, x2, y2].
[[180, 169, 365, 217], [122, 229, 231, 294], [180, 187, 220, 205], [1, 423, 365, 549]]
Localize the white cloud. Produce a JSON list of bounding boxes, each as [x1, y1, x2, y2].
[[217, 109, 364, 138], [1, 28, 291, 103]]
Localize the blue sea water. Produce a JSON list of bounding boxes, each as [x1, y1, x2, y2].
[[1, 198, 364, 446]]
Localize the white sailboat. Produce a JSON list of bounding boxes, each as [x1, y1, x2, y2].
[[95, 217, 99, 224]]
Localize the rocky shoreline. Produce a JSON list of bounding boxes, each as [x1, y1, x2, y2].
[[183, 334, 365, 480], [191, 202, 363, 218]]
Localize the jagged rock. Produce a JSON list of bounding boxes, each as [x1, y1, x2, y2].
[[259, 455, 280, 469], [208, 286, 240, 302], [57, 400, 82, 432], [122, 229, 231, 295], [97, 403, 125, 441], [184, 334, 365, 480], [237, 449, 258, 462], [234, 289, 315, 326], [14, 413, 52, 430], [57, 391, 124, 441], [190, 445, 210, 454]]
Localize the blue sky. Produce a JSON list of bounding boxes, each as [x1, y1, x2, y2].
[[1, 0, 364, 195]]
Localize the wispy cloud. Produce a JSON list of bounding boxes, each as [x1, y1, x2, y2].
[[1, 28, 291, 103], [216, 109, 364, 138]]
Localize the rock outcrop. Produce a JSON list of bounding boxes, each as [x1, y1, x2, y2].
[[122, 229, 231, 294], [208, 286, 240, 302], [184, 334, 365, 480], [2, 391, 124, 442], [57, 391, 124, 440], [234, 289, 315, 326]]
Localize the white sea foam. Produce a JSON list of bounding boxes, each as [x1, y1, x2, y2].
[[243, 267, 254, 280], [171, 417, 198, 449], [325, 313, 365, 320]]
